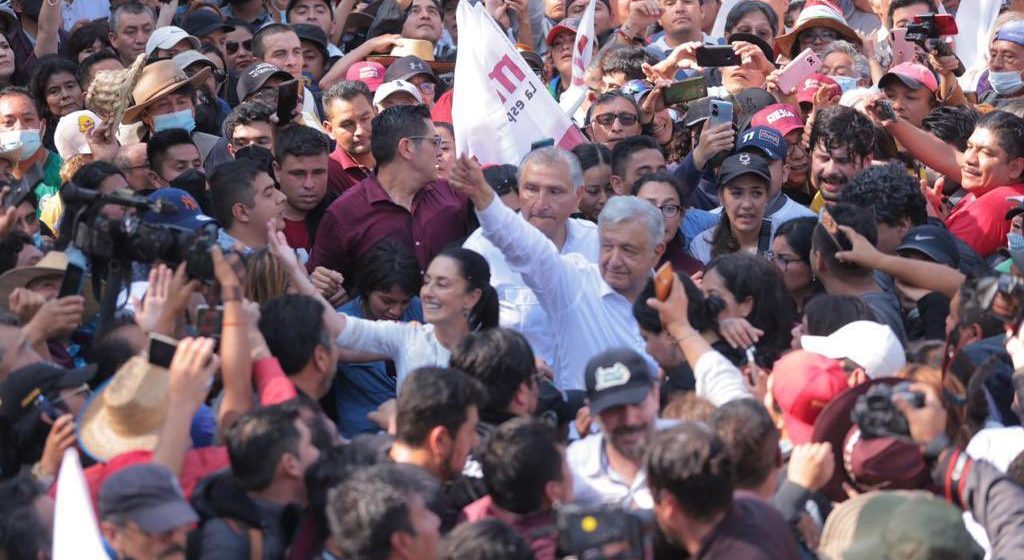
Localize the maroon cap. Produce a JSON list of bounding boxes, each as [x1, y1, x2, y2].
[[843, 429, 929, 493]]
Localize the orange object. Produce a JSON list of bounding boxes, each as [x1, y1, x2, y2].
[[655, 262, 673, 301]]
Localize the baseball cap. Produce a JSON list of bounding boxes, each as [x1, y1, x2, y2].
[[819, 491, 982, 560], [801, 320, 906, 379], [172, 50, 217, 75], [769, 351, 848, 445], [716, 151, 772, 187], [737, 126, 787, 161], [996, 21, 1024, 48], [99, 464, 199, 534], [145, 26, 201, 57], [53, 110, 102, 160], [383, 55, 438, 84], [237, 62, 294, 101], [372, 79, 422, 107], [842, 429, 928, 493], [142, 188, 215, 231], [546, 17, 580, 46], [0, 362, 97, 423], [750, 103, 804, 137], [294, 23, 329, 62], [896, 224, 960, 268], [182, 9, 234, 38], [879, 62, 938, 94], [797, 73, 839, 105], [731, 88, 778, 130], [620, 79, 653, 104], [584, 348, 654, 416], [347, 61, 386, 91], [683, 97, 710, 126]]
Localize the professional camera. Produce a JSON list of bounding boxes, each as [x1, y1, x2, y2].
[[851, 382, 925, 440], [557, 504, 652, 560]]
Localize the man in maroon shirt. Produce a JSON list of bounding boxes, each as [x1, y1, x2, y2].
[[272, 124, 333, 254], [308, 104, 471, 278], [323, 80, 375, 196]]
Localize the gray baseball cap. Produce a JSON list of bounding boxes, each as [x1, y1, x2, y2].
[[99, 464, 198, 534]]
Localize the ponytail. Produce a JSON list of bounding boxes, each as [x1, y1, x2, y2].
[[470, 285, 500, 331], [710, 214, 741, 258], [436, 247, 499, 332]]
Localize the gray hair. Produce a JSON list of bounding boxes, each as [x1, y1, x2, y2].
[[598, 196, 664, 250], [518, 146, 584, 192], [109, 1, 155, 34], [821, 40, 871, 83]]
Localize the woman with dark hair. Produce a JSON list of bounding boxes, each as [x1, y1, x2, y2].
[[571, 142, 613, 222], [331, 240, 425, 436], [64, 20, 114, 63], [30, 55, 84, 153], [634, 171, 702, 275], [701, 252, 798, 367], [691, 156, 771, 263], [723, 0, 780, 43], [0, 34, 15, 88], [770, 217, 821, 312], [482, 163, 519, 211], [793, 293, 877, 349]]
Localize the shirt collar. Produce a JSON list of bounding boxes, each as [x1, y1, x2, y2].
[[332, 147, 369, 171], [364, 175, 436, 205]]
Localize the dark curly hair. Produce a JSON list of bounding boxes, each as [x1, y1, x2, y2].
[[921, 105, 980, 152], [808, 105, 875, 163], [839, 162, 927, 227]]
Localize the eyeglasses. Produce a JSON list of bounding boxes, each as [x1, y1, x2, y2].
[[225, 39, 253, 55], [766, 251, 805, 270], [593, 112, 639, 127], [657, 204, 682, 218], [408, 135, 443, 152], [417, 81, 435, 93], [799, 28, 839, 43]]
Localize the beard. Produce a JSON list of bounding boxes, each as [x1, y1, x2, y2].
[[608, 422, 653, 461]]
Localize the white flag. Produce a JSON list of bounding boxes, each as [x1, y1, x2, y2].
[[559, 0, 597, 123], [53, 449, 111, 560], [453, 2, 587, 166]]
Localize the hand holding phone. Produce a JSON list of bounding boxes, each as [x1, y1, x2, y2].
[[819, 209, 850, 251], [276, 79, 301, 125], [776, 48, 821, 94], [874, 99, 898, 122], [708, 99, 733, 128], [148, 333, 179, 369], [663, 76, 708, 105], [696, 45, 741, 67], [654, 262, 674, 301]]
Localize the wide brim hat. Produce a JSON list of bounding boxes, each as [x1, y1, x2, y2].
[[368, 38, 455, 73], [123, 60, 212, 124], [78, 356, 170, 462], [0, 251, 100, 320], [775, 2, 861, 57]]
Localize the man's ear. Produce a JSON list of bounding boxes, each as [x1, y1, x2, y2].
[[609, 174, 623, 194], [232, 201, 250, 224], [272, 160, 282, 177], [147, 169, 164, 188], [312, 343, 331, 373], [811, 249, 824, 275], [1010, 157, 1024, 182], [280, 451, 302, 479], [426, 425, 451, 458]]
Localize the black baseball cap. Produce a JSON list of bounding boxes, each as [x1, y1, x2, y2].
[[717, 151, 772, 187], [584, 349, 654, 416], [0, 362, 96, 422], [182, 10, 234, 38], [294, 23, 329, 62], [896, 224, 960, 268], [236, 62, 293, 101], [383, 55, 437, 84], [99, 464, 199, 534], [1005, 199, 1024, 221]]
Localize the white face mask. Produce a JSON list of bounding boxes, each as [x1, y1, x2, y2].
[[0, 129, 41, 161], [989, 70, 1024, 96]]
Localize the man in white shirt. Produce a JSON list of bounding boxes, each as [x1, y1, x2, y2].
[[463, 148, 598, 370], [567, 348, 669, 508], [449, 152, 663, 391]]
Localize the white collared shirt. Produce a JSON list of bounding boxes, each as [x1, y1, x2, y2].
[[475, 199, 657, 390], [335, 317, 450, 391], [566, 418, 679, 509], [464, 217, 599, 368]]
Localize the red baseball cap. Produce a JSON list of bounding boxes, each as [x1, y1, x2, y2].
[[879, 61, 939, 94], [751, 103, 804, 137], [546, 17, 580, 46], [346, 61, 386, 92], [796, 73, 839, 105], [770, 351, 848, 445]]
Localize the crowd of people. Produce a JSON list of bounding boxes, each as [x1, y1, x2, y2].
[[2, 0, 1024, 558]]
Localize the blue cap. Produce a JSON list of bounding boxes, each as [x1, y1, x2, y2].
[[620, 79, 653, 104], [737, 126, 788, 161], [143, 188, 215, 231], [997, 22, 1024, 47]]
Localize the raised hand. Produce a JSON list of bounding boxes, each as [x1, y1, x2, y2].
[[167, 337, 219, 408], [787, 442, 835, 492], [834, 224, 884, 269], [449, 155, 494, 209], [311, 266, 348, 307], [133, 265, 172, 334]]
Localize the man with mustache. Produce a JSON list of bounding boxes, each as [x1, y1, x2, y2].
[[99, 464, 199, 560], [807, 105, 875, 212], [567, 348, 670, 508]]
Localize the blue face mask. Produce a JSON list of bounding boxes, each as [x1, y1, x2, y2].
[[831, 75, 859, 93], [1009, 232, 1024, 270], [989, 70, 1024, 96], [0, 129, 42, 161], [31, 232, 43, 248], [152, 109, 196, 134]]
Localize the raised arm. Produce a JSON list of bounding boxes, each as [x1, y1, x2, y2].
[[34, 0, 61, 58], [835, 225, 965, 298], [865, 98, 963, 184]]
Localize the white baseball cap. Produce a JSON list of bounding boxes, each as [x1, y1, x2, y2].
[[145, 26, 201, 57], [372, 79, 422, 109], [54, 110, 103, 160], [801, 321, 906, 379]]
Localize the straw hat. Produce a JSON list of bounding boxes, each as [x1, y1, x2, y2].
[[78, 356, 170, 462], [0, 251, 100, 319], [122, 60, 212, 125], [369, 38, 455, 73], [775, 0, 861, 58]]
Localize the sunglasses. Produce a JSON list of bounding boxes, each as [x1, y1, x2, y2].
[[593, 112, 639, 127], [225, 39, 253, 55]]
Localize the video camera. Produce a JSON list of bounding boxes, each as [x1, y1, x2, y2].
[[904, 13, 964, 75], [557, 504, 652, 560], [61, 182, 219, 324]]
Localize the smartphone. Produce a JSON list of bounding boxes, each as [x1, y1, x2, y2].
[[696, 45, 741, 67], [776, 48, 821, 94], [196, 305, 224, 338], [530, 137, 555, 151], [0, 180, 28, 209], [819, 208, 850, 251], [708, 99, 733, 128], [654, 262, 673, 301], [148, 333, 179, 368], [663, 76, 708, 105], [875, 99, 898, 121], [915, 13, 958, 36], [276, 79, 301, 124], [58, 261, 86, 299], [890, 28, 916, 65], [35, 394, 62, 422]]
